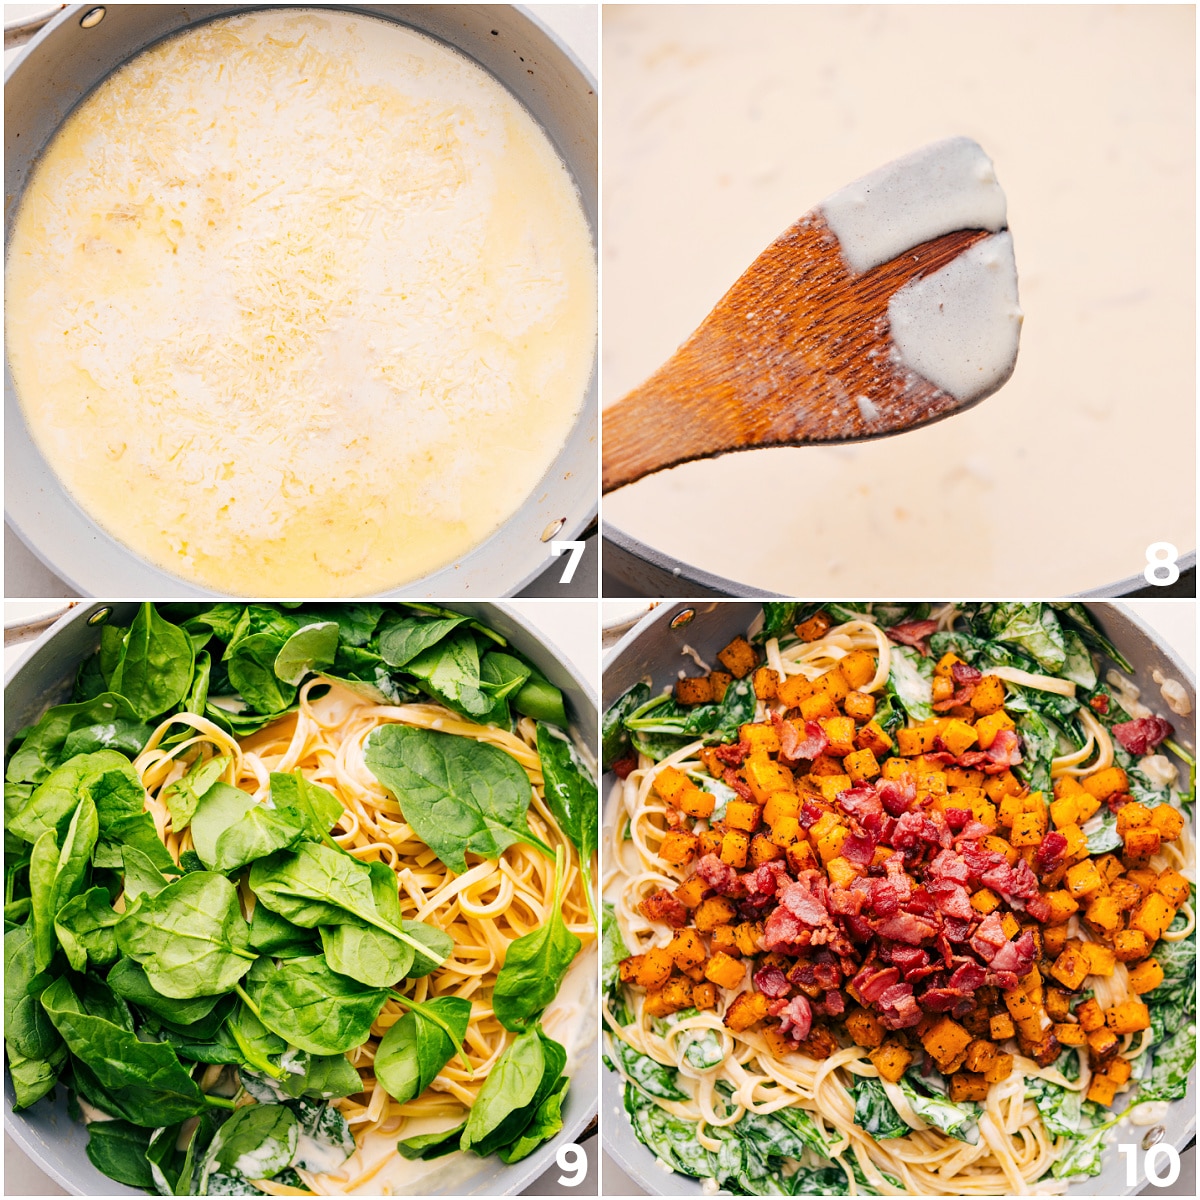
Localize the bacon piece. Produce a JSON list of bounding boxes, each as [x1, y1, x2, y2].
[[886, 620, 939, 657], [989, 930, 1036, 977], [904, 886, 936, 915], [828, 887, 865, 917], [817, 989, 845, 1017], [753, 965, 791, 999], [1034, 831, 1068, 873], [1090, 694, 1110, 715], [799, 800, 826, 829], [778, 878, 831, 927], [638, 888, 688, 928], [885, 944, 929, 975], [845, 913, 873, 942], [713, 741, 750, 766], [612, 757, 636, 780], [877, 777, 916, 817], [696, 853, 743, 897], [1024, 893, 1052, 923], [890, 810, 940, 852], [983, 729, 1023, 771], [942, 917, 972, 943], [811, 951, 841, 989], [777, 994, 813, 1041], [841, 829, 877, 866], [772, 712, 828, 762], [744, 861, 790, 902], [948, 960, 987, 991], [943, 808, 971, 831], [851, 964, 899, 1004], [927, 880, 974, 921], [980, 856, 1039, 908], [722, 769, 754, 800], [955, 819, 993, 843], [868, 878, 900, 917], [951, 662, 983, 685], [876, 982, 923, 1029], [928, 849, 971, 885], [762, 906, 805, 952], [970, 911, 1009, 962], [838, 786, 883, 823], [876, 911, 939, 945], [1113, 716, 1173, 756]]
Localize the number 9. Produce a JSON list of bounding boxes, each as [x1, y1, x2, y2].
[[556, 1142, 587, 1187]]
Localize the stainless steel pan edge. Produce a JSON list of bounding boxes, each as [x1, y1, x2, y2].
[[4, 601, 599, 1197], [4, 4, 597, 599], [601, 601, 1195, 1196]]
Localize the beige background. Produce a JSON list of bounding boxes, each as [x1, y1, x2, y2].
[[602, 4, 1195, 596]]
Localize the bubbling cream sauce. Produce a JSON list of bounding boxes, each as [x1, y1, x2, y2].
[[602, 5, 1194, 595]]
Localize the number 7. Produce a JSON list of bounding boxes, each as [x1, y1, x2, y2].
[[550, 540, 586, 584]]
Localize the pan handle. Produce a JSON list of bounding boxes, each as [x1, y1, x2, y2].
[[4, 4, 65, 51]]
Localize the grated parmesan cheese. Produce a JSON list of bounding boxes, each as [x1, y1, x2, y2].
[[7, 8, 596, 595]]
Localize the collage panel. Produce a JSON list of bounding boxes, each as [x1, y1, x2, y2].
[[4, 598, 600, 1195], [601, 599, 1196, 1195]]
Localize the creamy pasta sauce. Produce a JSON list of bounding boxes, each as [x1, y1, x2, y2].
[[7, 9, 596, 596], [602, 5, 1194, 594]]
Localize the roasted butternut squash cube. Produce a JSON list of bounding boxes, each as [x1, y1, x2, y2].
[[653, 766, 693, 806], [975, 710, 1016, 750], [1075, 998, 1105, 1032], [1003, 988, 1036, 1021], [1041, 891, 1079, 924], [1065, 860, 1104, 899], [826, 855, 862, 889], [1122, 827, 1161, 864], [660, 976, 695, 1012], [785, 840, 818, 874], [1155, 867, 1190, 907], [840, 650, 877, 689], [1050, 794, 1083, 829], [634, 946, 674, 990], [880, 757, 911, 783], [1042, 924, 1070, 957], [897, 725, 940, 756], [1112, 929, 1149, 962], [971, 888, 1001, 915], [675, 676, 714, 706], [812, 665, 851, 704], [843, 690, 877, 723], [998, 792, 1025, 828], [934, 651, 967, 678], [758, 1024, 796, 1059], [694, 897, 737, 931], [982, 834, 1018, 865], [711, 925, 739, 955], [720, 830, 749, 868], [1126, 867, 1160, 892], [1095, 853, 1125, 882], [674, 876, 708, 910], [814, 823, 849, 864], [778, 674, 815, 710], [697, 830, 724, 857], [619, 955, 643, 983], [704, 951, 745, 990], [984, 770, 1022, 801], [810, 754, 846, 777], [856, 720, 894, 756], [717, 637, 757, 679], [1127, 959, 1165, 995], [643, 990, 678, 1017], [817, 775, 853, 803], [1082, 766, 1128, 802], [1149, 805, 1185, 842], [797, 689, 839, 722], [724, 990, 769, 1031], [668, 928, 706, 969], [1050, 946, 1089, 990], [922, 1017, 974, 1068], [743, 758, 793, 805], [964, 1039, 998, 1073], [749, 833, 784, 866], [1054, 1022, 1088, 1046], [1045, 987, 1072, 1021], [1059, 823, 1090, 865], [949, 1072, 989, 1102], [941, 719, 979, 757], [753, 666, 780, 701], [1086, 1074, 1117, 1107], [1080, 942, 1116, 976], [795, 611, 834, 642], [1074, 791, 1103, 822], [692, 981, 717, 1010], [678, 789, 717, 820], [1011, 809, 1048, 847], [1130, 892, 1175, 941], [989, 1012, 1016, 1040], [1107, 1057, 1132, 1085], [970, 675, 1007, 715], [818, 716, 857, 757], [845, 1008, 885, 1049], [725, 797, 765, 831], [843, 747, 881, 783], [769, 816, 802, 849], [1107, 878, 1144, 911], [1116, 803, 1152, 835], [763, 793, 801, 827], [1000, 912, 1021, 941], [983, 1051, 1014, 1083], [1087, 1026, 1119, 1058], [658, 830, 699, 866], [1105, 1000, 1150, 1034], [869, 1041, 913, 1083], [1083, 894, 1121, 936], [741, 722, 782, 755], [708, 672, 733, 703], [734, 922, 763, 956]]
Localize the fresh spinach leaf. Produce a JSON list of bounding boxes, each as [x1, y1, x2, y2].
[[9, 748, 135, 844], [402, 921, 453, 978], [899, 1071, 981, 1144], [274, 622, 340, 686], [86, 1119, 155, 1187], [1025, 1075, 1082, 1138], [320, 916, 414, 988], [54, 885, 120, 970], [110, 604, 196, 720], [1136, 1022, 1195, 1102], [536, 725, 598, 926], [888, 645, 935, 722], [227, 633, 298, 715], [397, 1122, 466, 1160], [404, 632, 503, 724], [95, 811, 178, 876], [211, 802, 309, 874], [6, 693, 147, 787], [30, 794, 98, 971], [480, 652, 533, 706], [163, 755, 230, 833], [107, 956, 225, 1025], [852, 1076, 909, 1139], [374, 996, 472, 1104], [513, 662, 568, 730], [123, 844, 172, 902], [268, 771, 343, 840], [270, 1049, 362, 1100], [497, 1075, 567, 1163], [200, 1102, 297, 1190], [378, 614, 470, 668], [4, 924, 64, 1062], [364, 724, 552, 872], [602, 681, 650, 769], [249, 905, 317, 958]]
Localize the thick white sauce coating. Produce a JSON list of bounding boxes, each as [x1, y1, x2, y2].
[[887, 232, 1022, 403], [820, 137, 1007, 274], [602, 6, 1194, 595], [7, 9, 596, 597]]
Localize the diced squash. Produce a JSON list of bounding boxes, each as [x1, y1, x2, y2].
[[819, 716, 857, 757], [708, 672, 732, 703], [844, 747, 881, 783], [817, 775, 853, 803], [990, 1012, 1016, 1040], [1074, 791, 1102, 822], [1095, 853, 1125, 882], [1087, 1026, 1118, 1058], [1116, 802, 1152, 835], [660, 976, 695, 1012], [1045, 988, 1072, 1021], [935, 651, 966, 678], [814, 825, 849, 864], [778, 674, 816, 709], [1150, 805, 1185, 842], [724, 991, 770, 1031], [716, 637, 757, 679], [694, 897, 737, 931], [1080, 942, 1116, 976], [1107, 1057, 1132, 1084], [1011, 808, 1048, 847], [897, 725, 940, 756], [668, 928, 706, 969], [1050, 946, 1089, 990], [1054, 1022, 1088, 1046], [922, 1017, 973, 1068], [720, 830, 750, 868], [1004, 989, 1036, 1021], [1083, 895, 1121, 936], [984, 1052, 1014, 1083], [795, 611, 834, 642], [941, 719, 979, 757], [1082, 766, 1128, 802], [634, 947, 674, 990], [726, 797, 765, 831], [753, 666, 780, 701], [1126, 867, 1160, 893], [1107, 878, 1144, 911], [1112, 929, 1150, 962], [982, 834, 1019, 865], [949, 1072, 989, 1102], [975, 710, 1016, 750], [998, 792, 1024, 828], [812, 665, 851, 704], [970, 675, 1007, 715], [692, 982, 717, 1010], [769, 816, 802, 848], [825, 855, 862, 890], [675, 676, 714, 706], [679, 789, 717, 819], [1123, 827, 1162, 864], [1041, 891, 1079, 924], [798, 691, 839, 721], [1155, 867, 1190, 907], [710, 925, 739, 955], [1127, 959, 1165, 995], [1130, 892, 1175, 941], [845, 1009, 886, 1049], [704, 951, 745, 990], [1042, 924, 1070, 957], [674, 876, 708, 910], [1086, 1074, 1117, 1106], [643, 991, 678, 1017], [964, 1039, 998, 1073], [971, 888, 1001, 915], [1050, 794, 1083, 829], [840, 650, 877, 689], [1059, 823, 1090, 864], [843, 691, 877, 723], [1105, 1000, 1150, 1034], [1075, 998, 1105, 1032], [749, 833, 784, 866], [653, 766, 693, 806], [983, 770, 1022, 801], [743, 757, 793, 805], [1065, 860, 1104, 899], [810, 754, 847, 777], [763, 793, 801, 827], [1000, 912, 1021, 940], [869, 1041, 913, 1083], [619, 955, 643, 984], [856, 721, 894, 756], [741, 722, 782, 755], [658, 831, 699, 866], [697, 830, 723, 857]]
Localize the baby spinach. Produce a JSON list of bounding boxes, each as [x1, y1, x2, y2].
[[211, 804, 309, 875], [493, 847, 581, 1032], [255, 955, 390, 1055], [107, 957, 224, 1026], [888, 645, 935, 722], [96, 811, 178, 875], [480, 652, 533, 705], [9, 748, 133, 844], [109, 603, 196, 721], [536, 725, 598, 926], [320, 917, 413, 988], [497, 1075, 567, 1163], [397, 1122, 466, 1161], [602, 681, 650, 769], [374, 995, 472, 1104], [377, 613, 470, 668], [364, 724, 552, 873], [274, 622, 340, 686], [116, 872, 256, 998], [290, 1096, 357, 1170], [54, 886, 120, 970], [249, 905, 317, 958], [4, 924, 63, 1063], [610, 1037, 687, 1101], [852, 1077, 909, 1140], [402, 921, 453, 978], [1026, 1075, 1083, 1138], [189, 784, 256, 868], [200, 1102, 297, 1191], [405, 632, 505, 725], [269, 1049, 362, 1101], [512, 662, 568, 729], [1136, 1022, 1195, 1103], [162, 754, 230, 832], [30, 795, 98, 971], [85, 1119, 155, 1188], [899, 1071, 981, 1144], [268, 771, 343, 840], [122, 844, 172, 902]]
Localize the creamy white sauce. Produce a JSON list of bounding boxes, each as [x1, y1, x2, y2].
[[294, 1132, 351, 1175], [1151, 669, 1192, 717], [1126, 1099, 1171, 1126], [887, 232, 1022, 403], [820, 137, 1008, 274], [1139, 754, 1179, 790], [602, 5, 1194, 595], [1106, 671, 1153, 720], [7, 8, 595, 596]]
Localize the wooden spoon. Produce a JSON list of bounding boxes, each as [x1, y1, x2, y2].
[[602, 138, 1021, 493]]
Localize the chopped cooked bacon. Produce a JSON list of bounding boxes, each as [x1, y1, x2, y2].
[[778, 878, 831, 927], [948, 960, 987, 991], [841, 829, 877, 866], [1024, 893, 1052, 923], [929, 849, 971, 885], [927, 880, 975, 920], [817, 989, 845, 1017], [713, 741, 750, 766], [984, 728, 1023, 769], [753, 965, 791, 998], [696, 854, 743, 897], [884, 944, 929, 974], [777, 994, 813, 1040], [1090, 694, 1110, 715], [772, 712, 828, 762], [920, 986, 976, 1018], [851, 964, 900, 1004], [877, 777, 916, 816], [876, 982, 922, 1029], [844, 913, 873, 942], [955, 819, 993, 843], [943, 807, 971, 831], [942, 916, 972, 943], [1113, 716, 1173, 756], [744, 861, 790, 901], [980, 856, 1039, 908], [1035, 831, 1068, 873], [799, 800, 826, 829], [891, 810, 940, 852], [723, 769, 754, 800], [838, 786, 883, 822], [612, 757, 636, 779], [904, 886, 935, 915], [763, 905, 805, 952], [886, 620, 940, 656], [828, 886, 865, 917], [989, 930, 1036, 977], [952, 662, 983, 685], [875, 911, 939, 945], [970, 912, 1009, 962]]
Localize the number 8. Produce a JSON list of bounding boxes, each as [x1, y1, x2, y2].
[[1144, 542, 1179, 587], [556, 1142, 588, 1187]]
